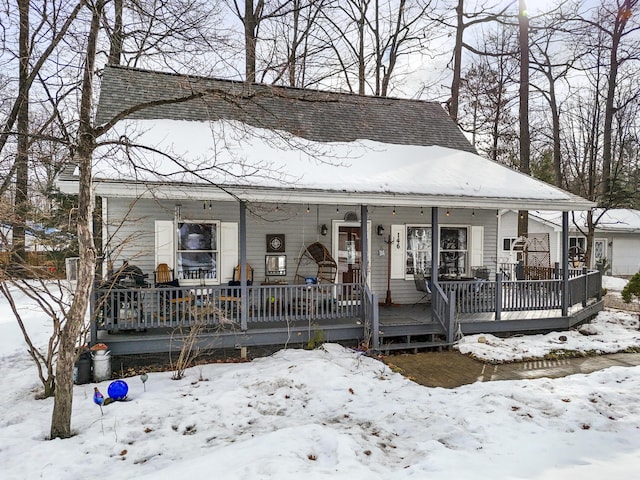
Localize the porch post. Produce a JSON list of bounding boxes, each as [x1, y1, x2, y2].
[[431, 207, 441, 331], [240, 201, 248, 330], [431, 207, 439, 290], [495, 271, 503, 321], [360, 205, 368, 326], [561, 211, 569, 316]]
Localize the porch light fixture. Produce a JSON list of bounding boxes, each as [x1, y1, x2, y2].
[[392, 206, 396, 215], [420, 207, 424, 216], [377, 225, 385, 236], [306, 204, 310, 213], [446, 209, 450, 216], [321, 224, 328, 236]]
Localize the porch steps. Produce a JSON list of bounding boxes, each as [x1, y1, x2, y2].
[[377, 321, 449, 354], [379, 338, 448, 354]]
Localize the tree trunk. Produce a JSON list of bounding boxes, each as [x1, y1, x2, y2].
[[13, 0, 30, 269], [245, 0, 259, 83], [357, 2, 366, 95], [549, 76, 562, 188], [449, 0, 464, 121], [50, 0, 102, 439], [108, 0, 123, 65], [517, 0, 530, 238], [601, 0, 634, 202]]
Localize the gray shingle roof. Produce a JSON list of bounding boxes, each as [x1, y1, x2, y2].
[[96, 65, 476, 153]]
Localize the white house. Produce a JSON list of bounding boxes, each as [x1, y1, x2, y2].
[[499, 209, 640, 277]]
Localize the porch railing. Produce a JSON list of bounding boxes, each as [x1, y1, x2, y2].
[[431, 283, 456, 343], [93, 282, 364, 333], [439, 269, 602, 317], [92, 270, 603, 348]]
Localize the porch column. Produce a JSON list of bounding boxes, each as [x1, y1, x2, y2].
[[431, 207, 439, 291], [561, 211, 569, 316], [360, 205, 368, 327], [240, 201, 248, 330], [360, 205, 368, 284]]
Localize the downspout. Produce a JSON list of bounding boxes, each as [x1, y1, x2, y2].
[[240, 202, 247, 330], [562, 211, 569, 316]]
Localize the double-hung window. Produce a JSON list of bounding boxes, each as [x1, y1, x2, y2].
[[440, 227, 468, 277], [405, 225, 470, 278], [176, 221, 218, 281], [406, 226, 432, 275]]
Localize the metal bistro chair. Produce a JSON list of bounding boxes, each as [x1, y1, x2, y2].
[[413, 271, 432, 306]]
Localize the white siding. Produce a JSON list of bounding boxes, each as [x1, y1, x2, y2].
[[611, 237, 640, 276]]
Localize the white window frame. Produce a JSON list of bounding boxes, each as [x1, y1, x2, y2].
[[593, 238, 607, 262], [439, 225, 470, 278], [403, 224, 471, 279], [405, 224, 432, 277], [502, 237, 518, 252], [175, 220, 220, 284]]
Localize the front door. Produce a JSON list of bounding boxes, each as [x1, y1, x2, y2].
[[337, 225, 362, 284]]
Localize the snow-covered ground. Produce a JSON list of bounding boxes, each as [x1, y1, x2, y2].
[[1, 277, 639, 479]]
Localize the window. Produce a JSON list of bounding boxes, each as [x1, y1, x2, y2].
[[405, 225, 470, 277], [569, 237, 587, 252], [593, 239, 606, 261], [406, 225, 431, 275], [176, 222, 218, 280], [502, 237, 517, 251], [440, 227, 468, 277]]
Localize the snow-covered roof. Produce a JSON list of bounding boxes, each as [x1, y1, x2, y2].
[[530, 209, 640, 233], [57, 118, 594, 211]]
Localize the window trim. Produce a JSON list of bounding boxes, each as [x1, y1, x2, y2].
[[175, 220, 220, 284], [403, 224, 471, 279]]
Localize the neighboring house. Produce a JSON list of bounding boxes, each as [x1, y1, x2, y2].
[[56, 65, 601, 356], [499, 209, 640, 277]]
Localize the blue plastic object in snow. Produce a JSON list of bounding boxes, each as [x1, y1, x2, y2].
[[107, 380, 129, 401]]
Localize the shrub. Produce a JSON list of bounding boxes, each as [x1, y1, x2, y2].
[[621, 273, 640, 303]]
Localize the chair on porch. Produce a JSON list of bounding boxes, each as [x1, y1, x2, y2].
[[220, 263, 254, 315], [413, 272, 431, 306], [154, 263, 192, 321]]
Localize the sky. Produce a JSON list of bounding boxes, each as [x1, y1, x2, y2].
[[1, 275, 639, 479]]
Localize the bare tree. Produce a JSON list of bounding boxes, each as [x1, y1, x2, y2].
[[225, 0, 296, 82], [596, 0, 639, 202], [445, 0, 510, 122], [529, 5, 583, 189], [316, 0, 435, 95], [13, 0, 30, 267]]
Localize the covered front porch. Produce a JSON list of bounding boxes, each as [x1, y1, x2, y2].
[[91, 267, 603, 356]]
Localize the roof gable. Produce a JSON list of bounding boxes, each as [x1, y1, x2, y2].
[[96, 65, 476, 153]]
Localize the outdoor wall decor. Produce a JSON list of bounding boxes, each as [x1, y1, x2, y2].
[[266, 234, 285, 253]]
